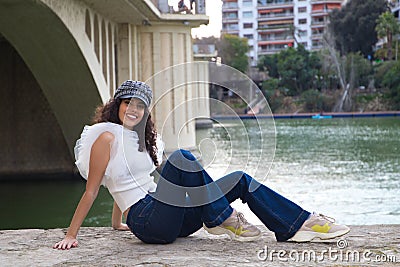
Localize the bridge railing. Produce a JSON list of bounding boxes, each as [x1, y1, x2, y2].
[[156, 0, 206, 14]]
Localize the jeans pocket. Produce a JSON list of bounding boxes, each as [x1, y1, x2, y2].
[[138, 200, 154, 218]]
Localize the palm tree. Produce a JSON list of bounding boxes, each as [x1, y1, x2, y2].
[[376, 11, 400, 60]]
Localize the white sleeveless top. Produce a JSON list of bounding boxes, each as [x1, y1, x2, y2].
[[74, 122, 164, 212]]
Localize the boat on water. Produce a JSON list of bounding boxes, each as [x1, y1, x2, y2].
[[312, 114, 332, 119]]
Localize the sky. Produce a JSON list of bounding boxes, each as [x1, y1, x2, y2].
[[192, 0, 223, 38], [170, 0, 222, 38]]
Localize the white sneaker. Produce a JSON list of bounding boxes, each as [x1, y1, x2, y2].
[[290, 212, 350, 242], [203, 210, 261, 242]]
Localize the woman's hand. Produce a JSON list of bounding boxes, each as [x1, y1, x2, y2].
[[53, 235, 78, 250], [112, 222, 130, 231]]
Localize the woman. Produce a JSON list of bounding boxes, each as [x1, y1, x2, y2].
[[54, 80, 349, 249]]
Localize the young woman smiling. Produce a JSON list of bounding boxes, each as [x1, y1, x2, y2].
[[54, 80, 349, 249]]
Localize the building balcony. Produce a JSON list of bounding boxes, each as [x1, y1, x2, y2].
[[258, 13, 294, 21], [311, 9, 330, 16], [258, 48, 286, 55], [222, 17, 239, 23], [311, 0, 343, 4], [311, 34, 324, 40], [258, 24, 292, 33], [221, 29, 240, 35], [258, 0, 294, 9], [258, 35, 293, 41], [311, 20, 327, 27], [222, 2, 239, 11], [258, 39, 294, 45]]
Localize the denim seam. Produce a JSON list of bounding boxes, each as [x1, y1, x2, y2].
[[204, 205, 233, 227], [287, 210, 308, 234]]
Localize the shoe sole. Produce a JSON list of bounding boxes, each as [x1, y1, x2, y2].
[[289, 228, 350, 242], [203, 225, 261, 242]]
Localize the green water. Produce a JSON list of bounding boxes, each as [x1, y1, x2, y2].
[[0, 118, 399, 229]]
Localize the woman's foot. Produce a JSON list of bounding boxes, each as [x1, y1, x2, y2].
[[290, 212, 350, 242], [203, 210, 261, 242]]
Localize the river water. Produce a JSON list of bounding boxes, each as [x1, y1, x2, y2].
[[0, 118, 399, 229]]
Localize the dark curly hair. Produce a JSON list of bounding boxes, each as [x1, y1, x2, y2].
[[93, 98, 159, 166]]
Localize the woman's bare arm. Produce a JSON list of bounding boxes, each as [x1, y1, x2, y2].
[[53, 132, 114, 250]]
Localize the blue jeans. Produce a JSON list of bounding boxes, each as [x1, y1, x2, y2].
[[126, 150, 310, 244]]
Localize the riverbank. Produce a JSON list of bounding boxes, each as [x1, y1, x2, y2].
[[212, 111, 400, 120], [0, 225, 399, 266]]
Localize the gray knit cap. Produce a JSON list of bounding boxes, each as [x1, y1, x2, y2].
[[114, 80, 152, 107]]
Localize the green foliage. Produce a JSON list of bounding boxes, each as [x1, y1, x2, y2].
[[276, 46, 321, 95], [344, 52, 373, 88], [373, 61, 397, 89], [257, 45, 321, 96], [374, 42, 400, 60], [382, 60, 400, 109], [301, 90, 336, 112], [375, 12, 400, 60], [217, 34, 249, 73], [329, 0, 388, 57], [257, 54, 279, 78], [261, 78, 279, 93]]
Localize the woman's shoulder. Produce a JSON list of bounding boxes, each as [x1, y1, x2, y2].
[[86, 122, 122, 132], [76, 122, 122, 146], [96, 131, 115, 143], [82, 122, 122, 137]]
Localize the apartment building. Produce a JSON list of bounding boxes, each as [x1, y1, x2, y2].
[[222, 0, 344, 67], [391, 0, 400, 20]]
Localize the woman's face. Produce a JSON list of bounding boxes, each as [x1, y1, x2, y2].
[[118, 98, 146, 129]]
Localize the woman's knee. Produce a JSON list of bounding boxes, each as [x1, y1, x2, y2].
[[231, 171, 260, 188], [167, 149, 203, 173], [169, 149, 196, 162]]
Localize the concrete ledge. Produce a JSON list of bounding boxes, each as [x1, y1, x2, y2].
[[0, 225, 399, 266]]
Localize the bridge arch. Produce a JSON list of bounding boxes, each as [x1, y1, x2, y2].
[[0, 0, 104, 175]]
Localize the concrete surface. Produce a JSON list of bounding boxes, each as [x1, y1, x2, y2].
[[0, 225, 399, 266]]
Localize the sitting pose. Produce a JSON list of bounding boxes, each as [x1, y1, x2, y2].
[[54, 80, 349, 249]]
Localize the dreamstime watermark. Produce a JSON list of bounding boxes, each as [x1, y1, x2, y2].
[[257, 239, 397, 263]]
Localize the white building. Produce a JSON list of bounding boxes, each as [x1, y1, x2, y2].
[[222, 0, 345, 67]]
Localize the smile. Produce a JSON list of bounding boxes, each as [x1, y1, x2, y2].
[[126, 114, 137, 120]]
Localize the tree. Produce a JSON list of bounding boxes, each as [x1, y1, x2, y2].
[[257, 54, 279, 78], [375, 11, 400, 60], [382, 60, 400, 109], [216, 34, 249, 73], [276, 45, 321, 95], [258, 45, 321, 96], [329, 0, 388, 57]]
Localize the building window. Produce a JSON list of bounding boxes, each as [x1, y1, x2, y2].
[[243, 23, 253, 28], [243, 11, 253, 18], [244, 34, 254, 39], [299, 18, 307, 24], [223, 11, 238, 19], [243, 0, 252, 6], [298, 7, 306, 13], [223, 23, 239, 31]]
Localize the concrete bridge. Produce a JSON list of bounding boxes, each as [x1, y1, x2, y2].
[[0, 0, 209, 177]]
